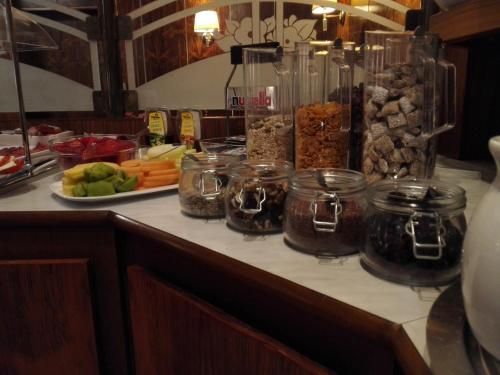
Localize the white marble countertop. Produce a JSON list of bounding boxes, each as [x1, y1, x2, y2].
[[0, 164, 491, 366]]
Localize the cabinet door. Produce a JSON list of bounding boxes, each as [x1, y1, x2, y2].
[[0, 259, 100, 375], [127, 265, 333, 375]]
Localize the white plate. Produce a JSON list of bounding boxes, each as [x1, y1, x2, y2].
[[0, 130, 73, 147], [50, 181, 178, 202]]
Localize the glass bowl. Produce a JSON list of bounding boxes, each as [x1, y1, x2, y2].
[[49, 134, 138, 170]]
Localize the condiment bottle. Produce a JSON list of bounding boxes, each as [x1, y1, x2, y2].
[[179, 154, 238, 218], [294, 40, 351, 170], [145, 107, 170, 146], [177, 109, 201, 150], [283, 169, 367, 257], [225, 160, 292, 234], [361, 179, 466, 287]]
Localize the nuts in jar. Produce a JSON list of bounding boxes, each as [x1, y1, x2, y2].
[[284, 169, 367, 257], [225, 160, 292, 234], [179, 154, 238, 218]]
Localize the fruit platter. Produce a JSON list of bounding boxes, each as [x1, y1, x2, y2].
[[50, 143, 198, 202]]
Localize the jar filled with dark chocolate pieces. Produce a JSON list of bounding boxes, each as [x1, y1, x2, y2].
[[361, 179, 466, 287], [225, 160, 292, 234], [284, 169, 367, 257], [179, 154, 239, 218]]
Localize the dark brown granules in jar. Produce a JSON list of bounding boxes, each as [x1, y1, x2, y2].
[[226, 180, 288, 234], [295, 102, 349, 170], [284, 198, 365, 256]]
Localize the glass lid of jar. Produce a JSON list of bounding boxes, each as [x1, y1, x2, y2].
[[181, 153, 239, 170], [368, 179, 466, 215], [228, 159, 292, 180], [291, 168, 366, 197]]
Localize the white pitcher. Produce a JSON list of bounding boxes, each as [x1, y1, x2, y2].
[[462, 135, 500, 360]]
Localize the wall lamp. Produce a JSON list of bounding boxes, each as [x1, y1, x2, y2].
[[312, 2, 346, 30], [194, 10, 219, 47]]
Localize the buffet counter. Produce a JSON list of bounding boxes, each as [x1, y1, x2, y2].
[[0, 164, 491, 374]]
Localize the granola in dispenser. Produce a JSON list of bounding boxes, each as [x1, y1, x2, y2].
[[295, 102, 349, 170]]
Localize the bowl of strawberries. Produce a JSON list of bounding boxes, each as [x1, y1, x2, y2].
[[49, 135, 138, 170]]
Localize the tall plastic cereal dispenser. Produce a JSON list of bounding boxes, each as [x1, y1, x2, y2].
[[294, 40, 352, 170], [362, 30, 456, 183], [243, 47, 294, 162]]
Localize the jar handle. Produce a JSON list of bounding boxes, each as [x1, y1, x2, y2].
[[309, 193, 343, 233], [404, 211, 446, 260], [237, 182, 267, 214], [199, 170, 222, 199], [421, 57, 456, 139], [339, 62, 352, 131], [432, 58, 456, 137]]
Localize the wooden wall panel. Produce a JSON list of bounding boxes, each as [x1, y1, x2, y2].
[[0, 259, 100, 375], [0, 213, 129, 375], [127, 265, 333, 375]]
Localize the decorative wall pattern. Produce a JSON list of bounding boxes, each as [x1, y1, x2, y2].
[[119, 0, 420, 92], [215, 14, 318, 52]]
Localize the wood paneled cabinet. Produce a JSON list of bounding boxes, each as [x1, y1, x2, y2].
[[127, 266, 332, 375], [0, 259, 100, 375], [0, 212, 429, 375]]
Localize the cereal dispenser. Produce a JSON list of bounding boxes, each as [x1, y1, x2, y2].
[[362, 30, 456, 183], [243, 47, 294, 162], [294, 40, 352, 170]]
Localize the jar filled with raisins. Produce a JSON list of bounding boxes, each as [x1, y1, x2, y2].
[[284, 169, 367, 257], [179, 154, 239, 218], [225, 160, 292, 234], [361, 179, 466, 286]]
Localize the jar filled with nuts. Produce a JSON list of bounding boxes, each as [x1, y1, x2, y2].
[[225, 160, 292, 234], [284, 169, 367, 257], [362, 31, 456, 183], [361, 179, 466, 287], [243, 47, 294, 162], [179, 154, 239, 218], [294, 40, 352, 170]]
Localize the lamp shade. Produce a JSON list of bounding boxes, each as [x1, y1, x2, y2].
[[312, 3, 336, 15], [194, 10, 219, 33], [0, 4, 57, 52]]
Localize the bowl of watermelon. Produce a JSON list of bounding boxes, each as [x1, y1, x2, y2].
[[49, 135, 138, 170]]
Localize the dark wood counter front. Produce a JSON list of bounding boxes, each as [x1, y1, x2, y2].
[[0, 211, 430, 375]]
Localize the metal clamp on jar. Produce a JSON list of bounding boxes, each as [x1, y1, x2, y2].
[[310, 192, 343, 233], [361, 179, 466, 287], [226, 160, 292, 234], [284, 169, 367, 257], [178, 154, 238, 218]]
